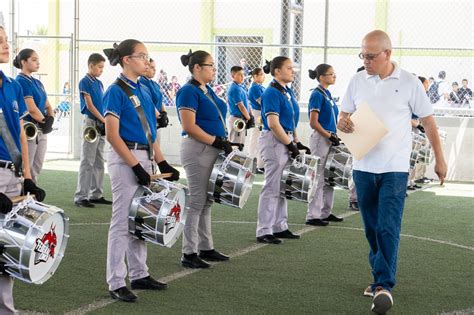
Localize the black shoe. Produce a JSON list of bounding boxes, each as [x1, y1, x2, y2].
[[257, 234, 282, 244], [131, 276, 167, 290], [75, 199, 95, 208], [273, 229, 300, 239], [256, 168, 265, 174], [413, 184, 422, 189], [305, 219, 329, 226], [109, 286, 137, 302], [181, 253, 211, 269], [198, 249, 230, 262], [407, 185, 416, 190], [348, 201, 359, 211], [89, 197, 113, 205], [323, 214, 344, 222]]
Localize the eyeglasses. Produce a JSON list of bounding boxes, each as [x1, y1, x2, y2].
[[358, 51, 386, 61], [322, 73, 336, 77], [128, 54, 151, 62], [199, 63, 216, 69]]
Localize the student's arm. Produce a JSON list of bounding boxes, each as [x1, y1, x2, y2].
[[45, 98, 54, 116], [267, 114, 292, 145], [84, 94, 105, 123], [19, 120, 32, 179], [105, 115, 139, 167], [152, 138, 165, 164], [179, 109, 216, 145], [24, 98, 45, 122], [237, 102, 251, 120]]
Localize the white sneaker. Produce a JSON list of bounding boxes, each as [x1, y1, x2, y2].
[[371, 286, 393, 314], [364, 285, 374, 297]]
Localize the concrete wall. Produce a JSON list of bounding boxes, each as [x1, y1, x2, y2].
[[159, 109, 473, 182]]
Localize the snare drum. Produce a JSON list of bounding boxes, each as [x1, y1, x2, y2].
[[208, 150, 255, 209], [129, 180, 188, 248], [0, 197, 69, 284], [324, 145, 353, 189], [281, 154, 320, 203]]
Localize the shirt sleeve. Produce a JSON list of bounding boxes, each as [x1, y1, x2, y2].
[[341, 76, 357, 113], [79, 78, 91, 96], [17, 79, 33, 98], [14, 81, 29, 118], [176, 85, 199, 112], [308, 90, 325, 112], [104, 85, 126, 119], [262, 88, 281, 117], [228, 86, 243, 106], [410, 78, 434, 118]]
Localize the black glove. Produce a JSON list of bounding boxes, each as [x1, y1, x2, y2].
[[246, 115, 256, 129], [132, 163, 151, 186], [328, 132, 341, 146], [286, 142, 300, 159], [0, 193, 13, 214], [96, 121, 106, 136], [39, 116, 54, 134], [156, 111, 169, 129], [158, 160, 180, 181], [212, 137, 233, 155], [296, 142, 311, 154], [23, 178, 46, 202], [416, 124, 425, 133]]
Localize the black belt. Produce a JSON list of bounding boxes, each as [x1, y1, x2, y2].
[[0, 160, 15, 171], [124, 141, 149, 151]]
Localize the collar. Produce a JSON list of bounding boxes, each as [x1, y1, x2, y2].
[[18, 72, 34, 83], [140, 76, 152, 82], [86, 73, 97, 82], [365, 62, 401, 80], [119, 73, 138, 89], [271, 79, 289, 93], [0, 71, 11, 84]]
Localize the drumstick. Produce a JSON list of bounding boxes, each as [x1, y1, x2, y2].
[[150, 173, 173, 180], [11, 195, 36, 204]]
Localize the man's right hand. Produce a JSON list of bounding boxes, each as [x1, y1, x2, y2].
[[0, 193, 13, 214], [337, 115, 354, 133]]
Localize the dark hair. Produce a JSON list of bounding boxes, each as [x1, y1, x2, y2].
[[13, 48, 35, 69], [262, 59, 271, 74], [462, 79, 468, 82], [251, 67, 263, 76], [356, 66, 365, 73], [452, 81, 458, 86], [180, 49, 211, 74], [267, 56, 290, 76], [88, 53, 106, 65], [438, 71, 446, 79], [308, 64, 332, 82], [103, 39, 142, 67], [230, 66, 243, 74], [418, 76, 427, 84]]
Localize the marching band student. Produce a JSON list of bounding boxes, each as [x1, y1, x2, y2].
[[102, 39, 179, 302], [256, 56, 310, 244], [305, 64, 344, 227], [247, 67, 266, 174], [139, 58, 169, 140], [177, 49, 232, 268], [14, 49, 54, 183], [0, 15, 46, 314], [227, 65, 254, 149], [73, 53, 112, 207]]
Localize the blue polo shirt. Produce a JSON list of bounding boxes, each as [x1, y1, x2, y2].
[[176, 80, 227, 137], [308, 86, 339, 133], [15, 73, 47, 122], [227, 81, 249, 118], [139, 76, 163, 112], [0, 71, 29, 162], [261, 80, 300, 132], [248, 82, 265, 111], [103, 74, 157, 144], [79, 74, 104, 119]]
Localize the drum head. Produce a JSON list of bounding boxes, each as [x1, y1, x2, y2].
[[158, 186, 188, 248], [27, 210, 67, 284]]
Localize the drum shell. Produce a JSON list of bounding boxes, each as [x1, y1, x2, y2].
[[324, 145, 353, 189], [281, 154, 320, 203]]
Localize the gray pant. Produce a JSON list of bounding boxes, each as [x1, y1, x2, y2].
[[106, 149, 151, 291], [227, 116, 246, 144], [256, 131, 290, 237], [27, 132, 47, 183], [246, 109, 264, 168], [0, 168, 21, 314], [180, 137, 219, 255], [306, 131, 334, 220], [74, 117, 105, 202], [348, 175, 357, 202]]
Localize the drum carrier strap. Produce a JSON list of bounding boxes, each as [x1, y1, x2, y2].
[[0, 112, 22, 177], [115, 78, 154, 161]]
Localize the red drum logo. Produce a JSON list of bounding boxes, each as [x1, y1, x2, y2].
[[165, 204, 181, 233], [33, 224, 57, 265]]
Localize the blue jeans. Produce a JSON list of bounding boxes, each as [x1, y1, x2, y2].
[[352, 170, 409, 291]]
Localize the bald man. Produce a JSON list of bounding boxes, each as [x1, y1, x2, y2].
[[338, 30, 447, 314]]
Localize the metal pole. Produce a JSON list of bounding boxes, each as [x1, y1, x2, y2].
[[71, 0, 80, 158], [323, 0, 329, 63], [293, 0, 304, 100], [9, 0, 16, 75], [280, 0, 290, 57]]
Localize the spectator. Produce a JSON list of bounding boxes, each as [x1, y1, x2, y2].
[[458, 79, 472, 108], [432, 71, 450, 107], [168, 75, 181, 106], [448, 82, 463, 107]]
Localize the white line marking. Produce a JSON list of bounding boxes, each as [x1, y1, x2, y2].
[[440, 306, 474, 315]]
